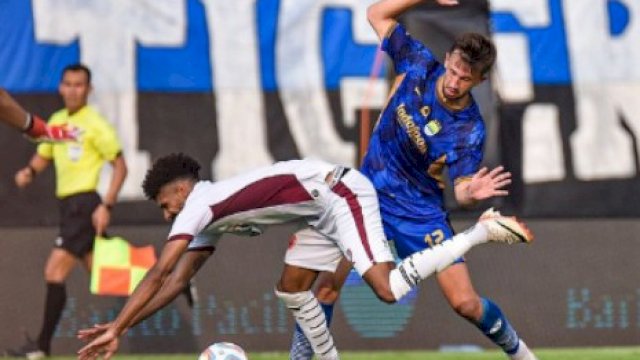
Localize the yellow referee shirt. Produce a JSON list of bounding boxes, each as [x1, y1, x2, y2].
[[37, 106, 122, 198]]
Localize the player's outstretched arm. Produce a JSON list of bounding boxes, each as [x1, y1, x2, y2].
[[454, 166, 512, 208], [77, 239, 190, 360], [0, 88, 78, 141], [127, 250, 211, 328], [367, 0, 459, 40], [0, 88, 32, 131], [77, 250, 212, 344]]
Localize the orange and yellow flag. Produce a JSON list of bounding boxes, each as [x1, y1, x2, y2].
[[90, 236, 156, 296]]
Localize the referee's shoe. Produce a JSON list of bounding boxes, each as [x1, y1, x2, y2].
[[4, 334, 47, 360]]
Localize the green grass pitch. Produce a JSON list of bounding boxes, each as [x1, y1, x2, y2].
[[52, 347, 640, 360]]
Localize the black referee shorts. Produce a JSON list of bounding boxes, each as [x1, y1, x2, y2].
[[56, 191, 101, 258]]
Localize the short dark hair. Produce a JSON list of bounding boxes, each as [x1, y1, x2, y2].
[[142, 153, 201, 200], [62, 63, 92, 84], [449, 33, 496, 76]]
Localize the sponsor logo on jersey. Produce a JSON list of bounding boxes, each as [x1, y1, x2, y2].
[[423, 119, 442, 136], [396, 104, 427, 154]]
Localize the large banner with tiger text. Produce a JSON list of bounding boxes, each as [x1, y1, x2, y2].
[[0, 0, 637, 225]]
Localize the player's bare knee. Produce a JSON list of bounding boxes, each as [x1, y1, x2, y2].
[[276, 281, 295, 293], [362, 266, 397, 303], [372, 285, 396, 304], [316, 286, 340, 304], [315, 273, 341, 304], [451, 297, 482, 320], [276, 278, 312, 294], [44, 269, 64, 283]]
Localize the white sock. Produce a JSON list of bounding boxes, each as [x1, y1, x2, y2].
[[510, 340, 538, 360], [274, 289, 339, 360], [389, 223, 488, 300]]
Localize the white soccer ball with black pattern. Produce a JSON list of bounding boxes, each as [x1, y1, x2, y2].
[[198, 342, 248, 360]]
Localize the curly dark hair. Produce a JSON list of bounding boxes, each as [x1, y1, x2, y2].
[[142, 153, 201, 200], [449, 32, 496, 76]]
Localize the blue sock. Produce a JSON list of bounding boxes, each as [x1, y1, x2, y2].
[[290, 302, 334, 360], [475, 298, 521, 355]]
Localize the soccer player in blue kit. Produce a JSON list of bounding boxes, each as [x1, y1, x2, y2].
[[289, 0, 538, 359]]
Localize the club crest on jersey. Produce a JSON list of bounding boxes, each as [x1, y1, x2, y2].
[[420, 105, 431, 118], [423, 119, 442, 136]]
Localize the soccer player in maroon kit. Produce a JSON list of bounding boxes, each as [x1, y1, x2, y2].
[[77, 154, 532, 360]]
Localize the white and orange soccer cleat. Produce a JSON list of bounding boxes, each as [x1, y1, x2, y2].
[[479, 208, 534, 245]]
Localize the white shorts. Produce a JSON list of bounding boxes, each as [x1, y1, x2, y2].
[[285, 169, 394, 276]]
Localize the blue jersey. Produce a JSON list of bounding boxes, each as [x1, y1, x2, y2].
[[361, 23, 485, 225]]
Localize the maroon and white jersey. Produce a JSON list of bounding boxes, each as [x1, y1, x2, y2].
[[168, 159, 334, 249], [169, 158, 394, 275]]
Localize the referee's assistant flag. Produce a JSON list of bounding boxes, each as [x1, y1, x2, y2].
[[90, 236, 156, 296]]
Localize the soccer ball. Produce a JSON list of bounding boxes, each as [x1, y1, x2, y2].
[[198, 342, 248, 360]]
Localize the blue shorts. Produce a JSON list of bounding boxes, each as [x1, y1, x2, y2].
[[381, 206, 465, 264]]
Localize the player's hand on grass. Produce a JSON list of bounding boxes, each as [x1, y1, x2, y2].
[[77, 323, 112, 342], [467, 165, 512, 201], [77, 327, 120, 360]]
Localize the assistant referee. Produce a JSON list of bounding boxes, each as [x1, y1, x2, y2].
[[9, 63, 127, 360]]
